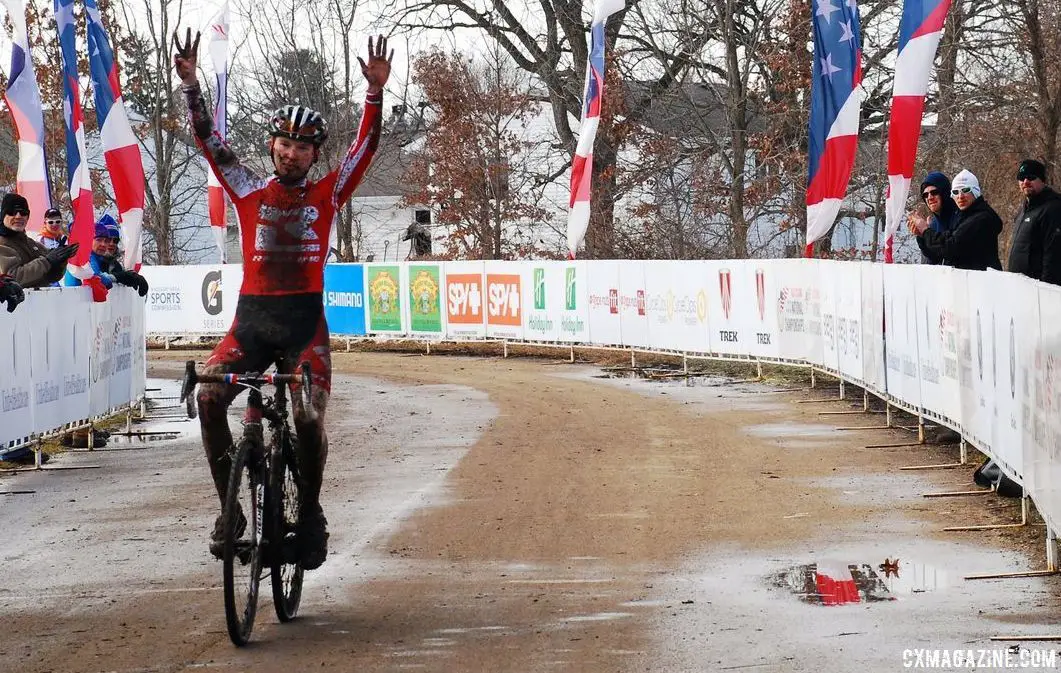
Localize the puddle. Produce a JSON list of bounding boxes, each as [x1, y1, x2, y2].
[[109, 431, 182, 445], [772, 559, 947, 605]]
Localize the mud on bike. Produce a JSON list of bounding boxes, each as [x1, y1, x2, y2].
[[180, 360, 315, 646]]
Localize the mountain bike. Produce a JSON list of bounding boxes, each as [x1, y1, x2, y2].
[[180, 360, 315, 646]]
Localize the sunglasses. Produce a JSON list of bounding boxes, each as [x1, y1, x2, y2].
[[1018, 175, 1041, 183], [951, 187, 973, 196], [45, 218, 62, 224], [922, 189, 940, 199], [7, 208, 29, 216]]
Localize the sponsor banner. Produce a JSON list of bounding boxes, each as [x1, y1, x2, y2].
[[817, 260, 841, 372], [585, 261, 622, 346], [365, 264, 405, 334], [323, 264, 366, 336], [832, 261, 864, 384], [522, 261, 589, 344], [745, 263, 781, 360], [2, 287, 143, 447], [706, 260, 752, 356], [914, 265, 961, 426], [558, 262, 589, 343], [883, 264, 922, 410], [961, 270, 996, 452], [444, 262, 486, 339], [89, 290, 138, 416], [524, 262, 562, 342], [1029, 282, 1061, 531], [989, 270, 1037, 484], [860, 262, 887, 396], [485, 261, 524, 340], [140, 264, 241, 335], [407, 264, 444, 335], [617, 260, 649, 348], [0, 289, 38, 444], [31, 288, 92, 431], [644, 260, 710, 353], [775, 259, 823, 363]]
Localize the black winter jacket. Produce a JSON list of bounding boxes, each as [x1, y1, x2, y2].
[[917, 197, 1003, 271], [1007, 186, 1061, 285]]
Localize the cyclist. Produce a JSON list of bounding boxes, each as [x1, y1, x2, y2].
[[173, 29, 392, 570]]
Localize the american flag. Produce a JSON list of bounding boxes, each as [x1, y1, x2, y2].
[[54, 0, 96, 282], [208, 1, 231, 262], [805, 0, 863, 256], [883, 0, 951, 263], [86, 0, 146, 271], [566, 0, 625, 260], [1, 0, 51, 236]]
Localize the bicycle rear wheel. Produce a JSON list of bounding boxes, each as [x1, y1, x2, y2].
[[223, 438, 264, 646], [271, 426, 304, 622]]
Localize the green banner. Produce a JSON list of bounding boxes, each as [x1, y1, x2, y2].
[[367, 265, 402, 332], [408, 265, 442, 333]]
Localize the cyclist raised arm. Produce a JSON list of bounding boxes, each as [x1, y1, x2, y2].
[[173, 28, 393, 571]]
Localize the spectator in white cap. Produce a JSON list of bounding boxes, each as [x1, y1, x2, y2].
[[910, 168, 1002, 270]]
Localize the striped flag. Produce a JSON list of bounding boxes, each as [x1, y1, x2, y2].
[[208, 1, 230, 262], [566, 0, 625, 260], [805, 0, 863, 256], [883, 0, 951, 263], [86, 0, 146, 271], [54, 0, 96, 281], [1, 0, 51, 236]]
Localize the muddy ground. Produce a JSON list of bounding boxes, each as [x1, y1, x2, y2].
[[0, 348, 1058, 673]]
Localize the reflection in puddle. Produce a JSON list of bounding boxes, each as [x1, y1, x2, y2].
[[773, 560, 946, 605]]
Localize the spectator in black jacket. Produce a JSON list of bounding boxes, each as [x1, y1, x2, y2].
[[910, 169, 1002, 271], [1007, 159, 1061, 285]]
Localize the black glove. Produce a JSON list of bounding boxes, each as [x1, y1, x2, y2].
[[44, 243, 78, 268], [0, 276, 24, 313], [114, 270, 149, 297], [113, 269, 138, 287]]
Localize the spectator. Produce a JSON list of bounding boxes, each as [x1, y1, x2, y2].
[[909, 169, 1002, 271], [0, 274, 24, 312], [37, 207, 67, 250], [0, 193, 78, 288], [1007, 158, 1061, 285], [908, 171, 960, 264], [65, 214, 148, 297]]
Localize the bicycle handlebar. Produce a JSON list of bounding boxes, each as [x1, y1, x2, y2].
[[179, 360, 317, 421]]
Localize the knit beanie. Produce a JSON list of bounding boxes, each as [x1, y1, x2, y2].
[[951, 169, 981, 198], [0, 193, 29, 218]]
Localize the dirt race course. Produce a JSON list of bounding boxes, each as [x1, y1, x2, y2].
[[2, 349, 1061, 672]]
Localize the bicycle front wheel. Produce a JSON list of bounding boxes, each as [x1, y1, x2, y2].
[[271, 425, 304, 622], [223, 438, 264, 646]]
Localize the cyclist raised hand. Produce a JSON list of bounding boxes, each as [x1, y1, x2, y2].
[[174, 27, 393, 570]]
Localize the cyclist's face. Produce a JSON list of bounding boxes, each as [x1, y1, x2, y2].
[[271, 137, 316, 180]]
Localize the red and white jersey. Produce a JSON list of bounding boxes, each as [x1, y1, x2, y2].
[[186, 83, 382, 296]]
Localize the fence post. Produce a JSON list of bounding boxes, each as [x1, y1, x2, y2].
[[1048, 528, 1059, 573]]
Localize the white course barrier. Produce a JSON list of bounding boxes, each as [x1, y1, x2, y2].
[[140, 260, 1061, 539], [1, 286, 147, 451]]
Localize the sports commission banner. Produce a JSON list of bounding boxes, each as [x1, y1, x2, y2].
[[140, 264, 241, 334]]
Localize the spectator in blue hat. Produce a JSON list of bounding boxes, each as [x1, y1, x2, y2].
[[64, 214, 149, 296]]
